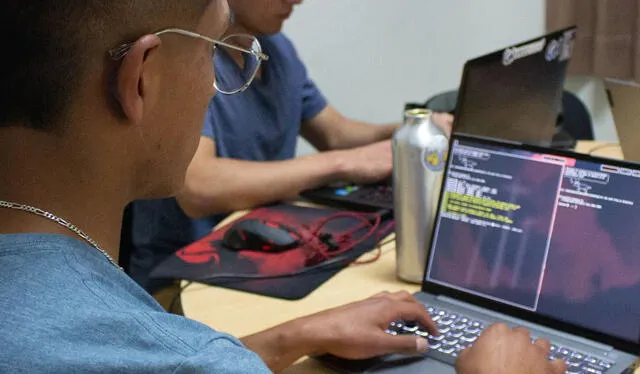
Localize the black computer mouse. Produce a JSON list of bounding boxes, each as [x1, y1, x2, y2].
[[222, 219, 300, 252]]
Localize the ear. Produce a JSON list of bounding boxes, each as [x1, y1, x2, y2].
[[114, 35, 162, 124]]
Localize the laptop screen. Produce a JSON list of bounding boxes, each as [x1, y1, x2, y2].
[[425, 135, 640, 342]]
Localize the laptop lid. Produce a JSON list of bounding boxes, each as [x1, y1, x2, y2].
[[422, 134, 640, 354], [453, 26, 577, 147], [605, 78, 640, 162]]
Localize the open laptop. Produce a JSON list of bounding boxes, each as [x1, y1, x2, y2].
[[316, 133, 639, 374], [604, 78, 640, 162], [300, 27, 577, 213], [453, 26, 576, 147], [299, 178, 394, 212]]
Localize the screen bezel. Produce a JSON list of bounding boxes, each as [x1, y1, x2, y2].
[[421, 133, 640, 354]]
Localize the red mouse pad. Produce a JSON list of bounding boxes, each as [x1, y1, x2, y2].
[[150, 204, 395, 300]]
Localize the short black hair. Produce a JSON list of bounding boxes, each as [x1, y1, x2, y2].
[[0, 0, 211, 131]]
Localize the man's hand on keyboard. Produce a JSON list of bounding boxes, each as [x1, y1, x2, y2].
[[335, 140, 393, 185], [455, 323, 567, 374], [301, 291, 438, 360]]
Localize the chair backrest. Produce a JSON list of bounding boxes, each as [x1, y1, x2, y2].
[[557, 91, 594, 140], [424, 90, 458, 114]]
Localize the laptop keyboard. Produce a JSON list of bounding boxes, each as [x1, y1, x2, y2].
[[386, 306, 615, 374], [353, 184, 393, 204]]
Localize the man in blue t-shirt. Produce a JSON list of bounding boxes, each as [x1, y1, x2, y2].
[[0, 0, 566, 372], [128, 0, 453, 293]]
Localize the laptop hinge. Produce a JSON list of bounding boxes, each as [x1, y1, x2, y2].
[[436, 295, 614, 353]]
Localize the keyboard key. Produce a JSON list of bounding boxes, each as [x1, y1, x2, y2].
[[438, 318, 454, 326], [415, 330, 429, 338], [449, 330, 464, 339], [464, 327, 481, 335], [559, 347, 571, 356], [430, 335, 444, 342], [402, 324, 419, 333], [438, 347, 455, 355], [592, 364, 608, 372], [581, 365, 603, 374], [599, 360, 613, 369], [461, 334, 477, 343], [442, 338, 459, 346], [566, 357, 582, 366]]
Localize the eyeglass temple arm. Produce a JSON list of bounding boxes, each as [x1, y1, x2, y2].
[[108, 28, 270, 61], [158, 28, 269, 61], [213, 39, 269, 61]]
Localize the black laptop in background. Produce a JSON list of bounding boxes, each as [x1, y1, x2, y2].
[[453, 26, 576, 147], [299, 178, 394, 212], [300, 26, 577, 212]]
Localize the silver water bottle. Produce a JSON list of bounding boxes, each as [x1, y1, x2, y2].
[[393, 109, 449, 283]]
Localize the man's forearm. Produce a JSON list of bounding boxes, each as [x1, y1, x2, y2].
[[315, 110, 452, 151], [301, 106, 400, 151], [177, 151, 348, 219], [328, 121, 399, 150], [240, 317, 322, 373], [341, 111, 453, 147], [352, 122, 399, 146]]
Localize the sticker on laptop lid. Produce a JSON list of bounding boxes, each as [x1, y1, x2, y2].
[[560, 29, 576, 61], [545, 38, 561, 62], [502, 37, 546, 66]]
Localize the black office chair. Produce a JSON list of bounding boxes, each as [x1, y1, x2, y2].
[[423, 90, 458, 114], [557, 91, 594, 141], [415, 90, 594, 148]]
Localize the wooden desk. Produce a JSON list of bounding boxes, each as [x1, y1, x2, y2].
[[181, 236, 414, 336], [179, 203, 415, 373], [181, 226, 413, 373], [573, 141, 624, 160], [180, 141, 626, 373]]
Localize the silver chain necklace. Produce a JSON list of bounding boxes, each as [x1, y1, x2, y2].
[[0, 200, 123, 271]]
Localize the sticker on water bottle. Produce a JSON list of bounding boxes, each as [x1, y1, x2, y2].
[[422, 147, 446, 171]]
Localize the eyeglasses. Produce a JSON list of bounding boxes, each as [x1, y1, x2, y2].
[[108, 28, 269, 95]]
